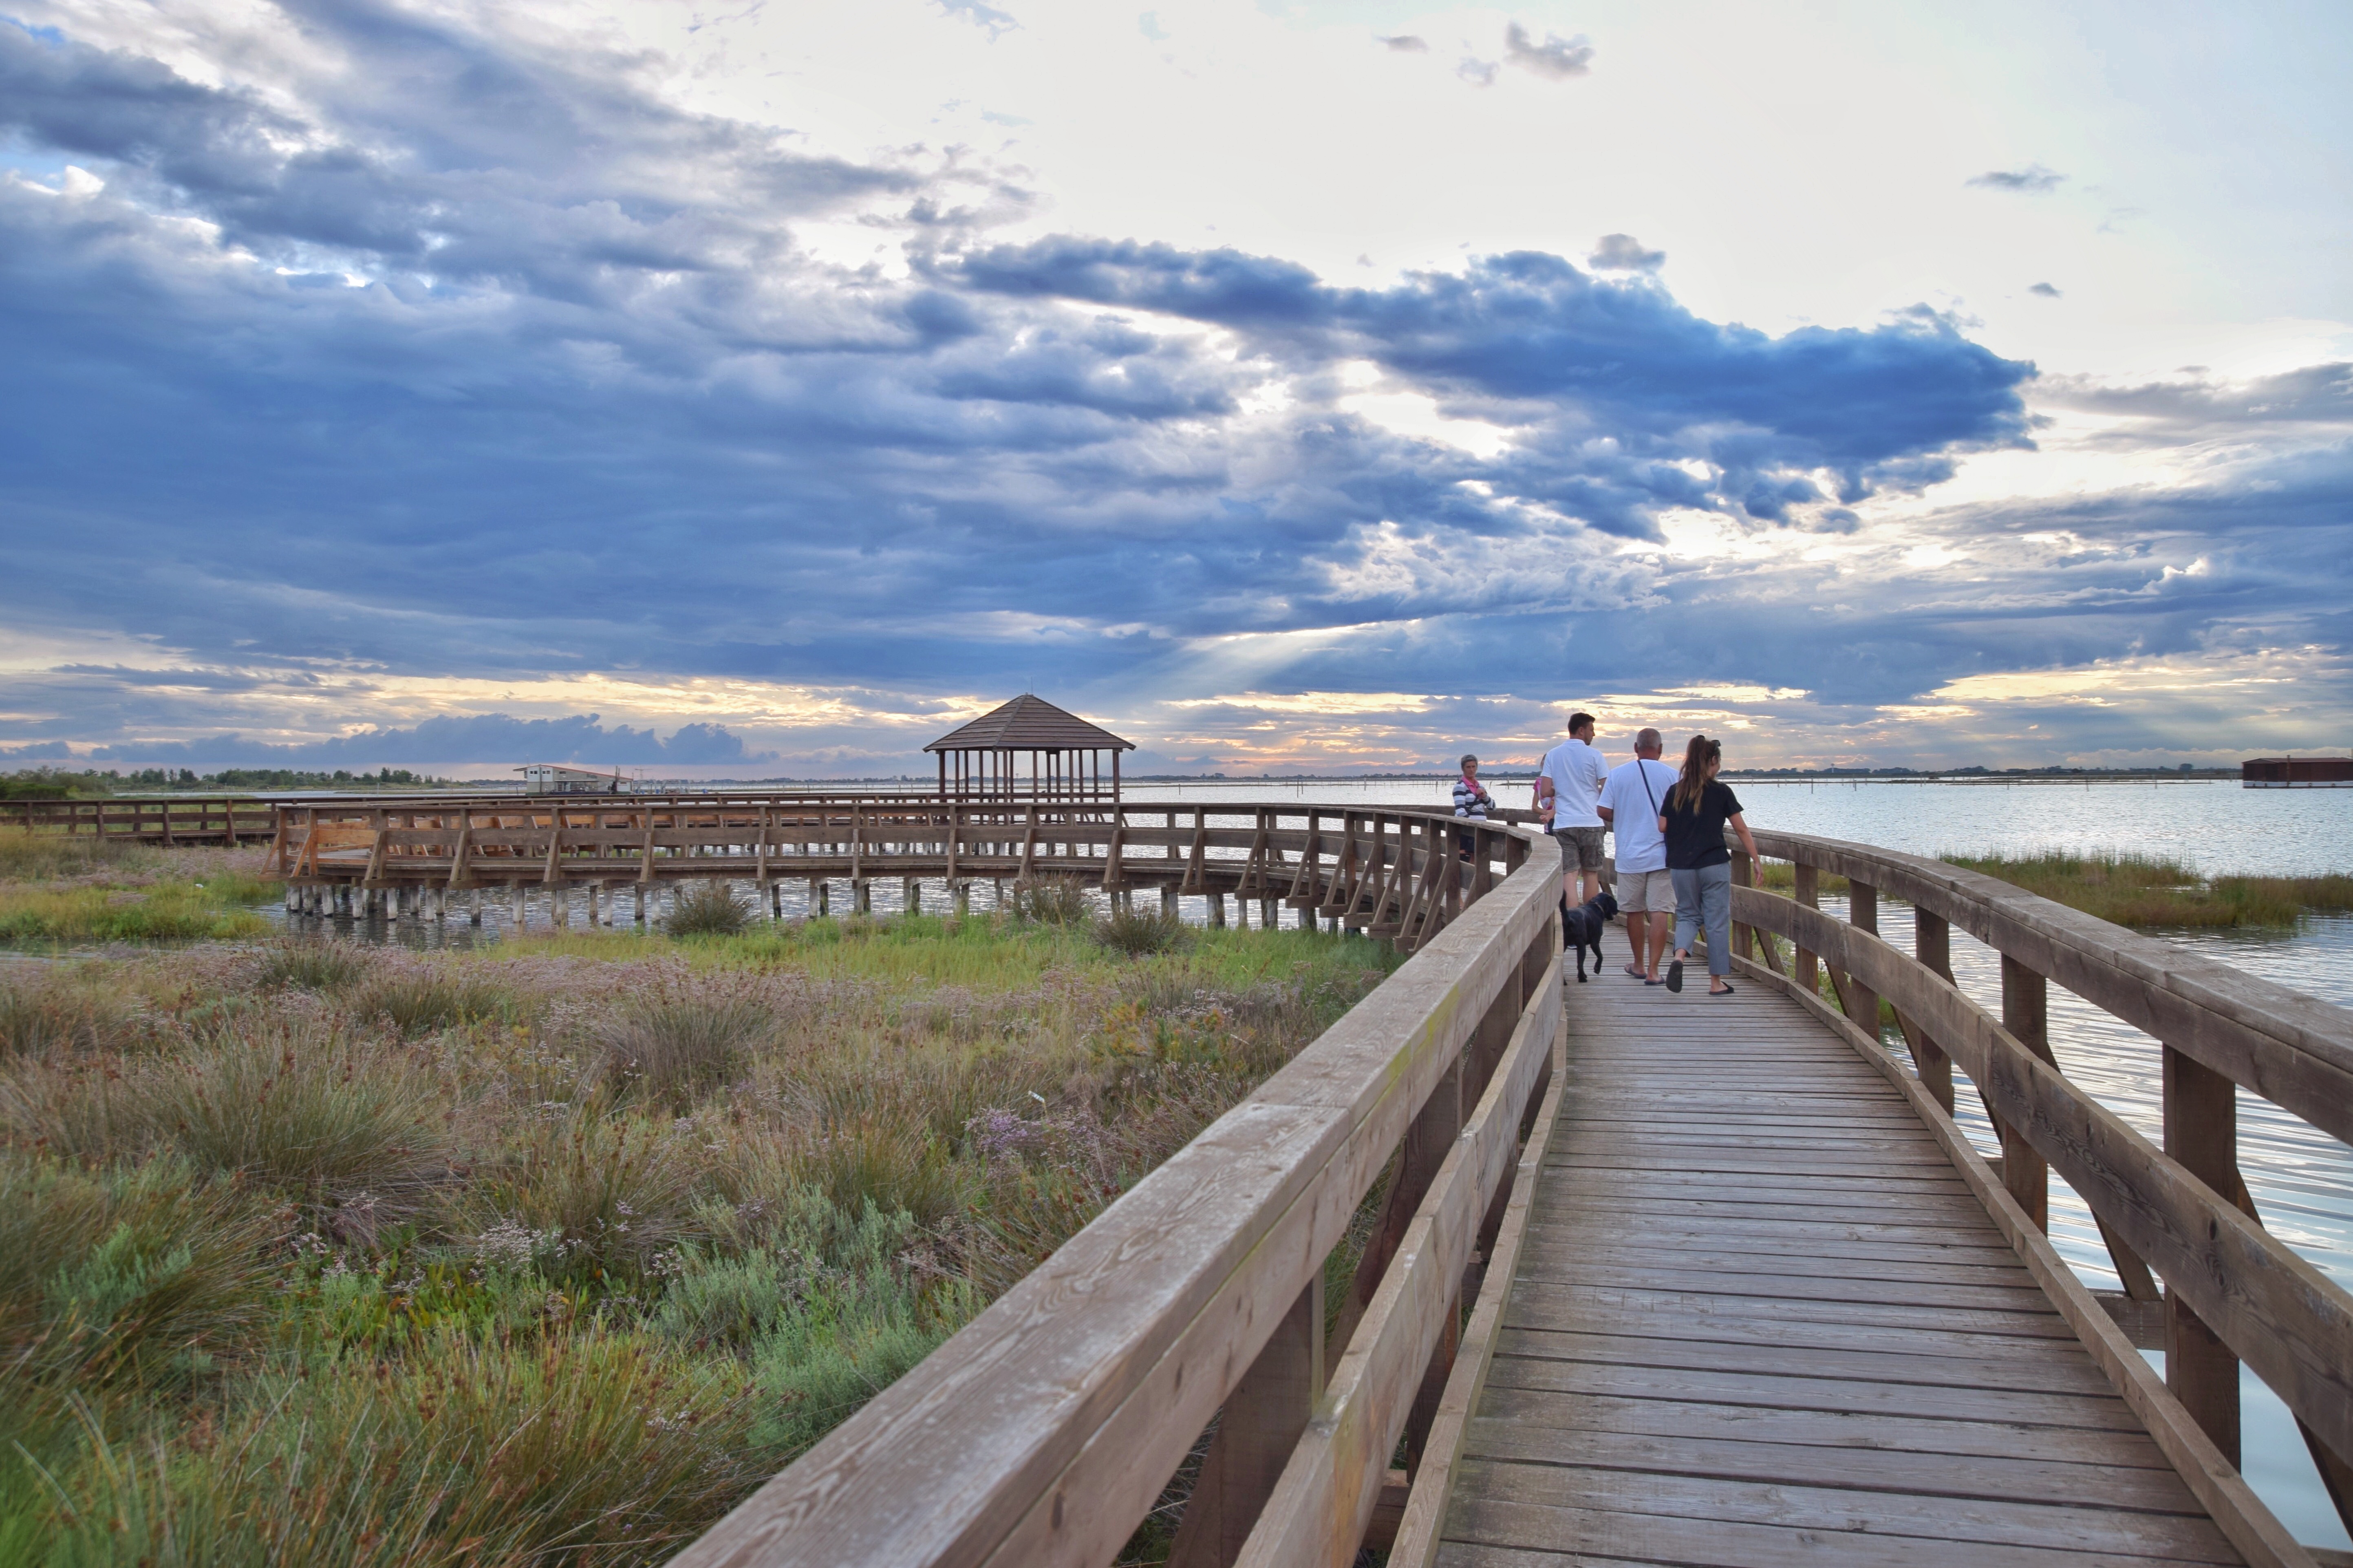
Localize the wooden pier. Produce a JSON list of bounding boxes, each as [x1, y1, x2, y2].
[[22, 786, 2347, 1562], [657, 817, 2351, 1568]]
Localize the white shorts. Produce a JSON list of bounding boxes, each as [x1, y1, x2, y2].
[[1617, 869, 1675, 912]]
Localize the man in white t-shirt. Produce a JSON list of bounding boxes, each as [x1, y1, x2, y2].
[[1534, 711, 1608, 909], [1598, 728, 1679, 983]]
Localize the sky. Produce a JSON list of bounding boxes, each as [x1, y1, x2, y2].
[[2, 0, 2350, 777]]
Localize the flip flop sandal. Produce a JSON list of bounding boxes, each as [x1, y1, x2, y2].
[[1665, 960, 1684, 993], [1644, 977, 1667, 986], [1622, 964, 1646, 979], [1711, 984, 1737, 997]]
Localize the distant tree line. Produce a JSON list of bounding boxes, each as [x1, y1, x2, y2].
[[0, 765, 452, 798]]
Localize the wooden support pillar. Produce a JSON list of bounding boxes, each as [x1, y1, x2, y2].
[[554, 883, 571, 928], [1208, 891, 1227, 928], [1793, 862, 1820, 996], [1905, 910, 1956, 1114], [1259, 895, 1278, 928], [1166, 1281, 1323, 1568], [852, 880, 871, 915], [1846, 879, 1881, 1039], [511, 883, 527, 928], [1162, 884, 1180, 917], [903, 877, 921, 916], [469, 889, 484, 926], [2163, 1046, 2241, 1466], [812, 879, 830, 918], [1730, 850, 1755, 961], [1999, 955, 2050, 1232]]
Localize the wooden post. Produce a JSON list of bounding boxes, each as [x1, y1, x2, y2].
[[1793, 862, 1819, 996], [2164, 1045, 2242, 1466], [1909, 911, 1956, 1115], [1999, 955, 2051, 1232], [1730, 850, 1755, 962], [1208, 891, 1227, 928], [1846, 879, 1882, 1039], [1166, 1279, 1325, 1568]]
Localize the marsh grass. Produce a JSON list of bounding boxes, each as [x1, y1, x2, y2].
[[0, 920, 1396, 1566], [1010, 876, 1096, 927], [254, 937, 372, 992], [593, 991, 776, 1108], [1945, 851, 2353, 928], [347, 968, 525, 1035], [1094, 901, 1190, 957], [0, 882, 274, 946], [0, 827, 154, 881], [9, 1024, 450, 1194], [664, 881, 756, 937]]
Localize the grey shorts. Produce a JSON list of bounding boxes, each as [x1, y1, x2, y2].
[[1618, 868, 1674, 912], [1554, 826, 1606, 872]]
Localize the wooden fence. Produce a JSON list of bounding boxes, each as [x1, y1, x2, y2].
[[660, 819, 1566, 1567], [2, 795, 276, 844], [1725, 828, 2353, 1554], [268, 799, 1532, 949]]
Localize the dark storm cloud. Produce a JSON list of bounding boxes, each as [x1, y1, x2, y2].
[[0, 5, 2340, 767]]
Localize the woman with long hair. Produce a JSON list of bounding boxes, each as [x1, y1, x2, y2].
[[1658, 734, 1760, 995]]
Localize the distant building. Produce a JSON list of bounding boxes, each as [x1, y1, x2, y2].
[[2241, 756, 2353, 788], [517, 763, 640, 795]]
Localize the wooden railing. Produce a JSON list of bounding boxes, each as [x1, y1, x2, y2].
[[664, 818, 1565, 1567], [1, 795, 276, 844], [269, 799, 1526, 951], [1722, 829, 2353, 1563]]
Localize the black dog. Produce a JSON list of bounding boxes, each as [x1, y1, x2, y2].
[[1560, 889, 1620, 982]]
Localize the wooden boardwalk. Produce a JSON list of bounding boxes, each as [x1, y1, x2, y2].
[[1435, 968, 2244, 1567]]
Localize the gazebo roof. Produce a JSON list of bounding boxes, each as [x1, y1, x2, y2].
[[923, 695, 1135, 754]]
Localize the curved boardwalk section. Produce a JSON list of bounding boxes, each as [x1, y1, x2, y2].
[[1435, 975, 2242, 1567]]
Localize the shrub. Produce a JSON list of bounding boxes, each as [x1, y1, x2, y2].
[[254, 937, 372, 992], [29, 1328, 759, 1566], [453, 1112, 704, 1282], [0, 979, 139, 1058], [0, 883, 273, 946], [15, 1024, 450, 1194], [744, 1199, 980, 1463], [347, 967, 523, 1035], [594, 993, 775, 1109], [1093, 901, 1189, 957], [0, 1154, 278, 1391], [1009, 876, 1094, 927], [665, 881, 755, 937]]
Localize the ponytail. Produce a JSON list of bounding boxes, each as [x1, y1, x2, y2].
[[1670, 735, 1720, 812]]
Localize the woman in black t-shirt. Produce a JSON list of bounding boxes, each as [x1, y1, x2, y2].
[[1658, 734, 1760, 996]]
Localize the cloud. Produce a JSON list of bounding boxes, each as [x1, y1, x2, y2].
[[1503, 23, 1594, 79], [938, 0, 1019, 38], [1378, 34, 1429, 53], [0, 4, 2343, 774], [1588, 233, 1665, 272], [2029, 281, 2062, 297], [1967, 164, 2065, 192], [1457, 57, 1498, 87], [71, 714, 768, 769]]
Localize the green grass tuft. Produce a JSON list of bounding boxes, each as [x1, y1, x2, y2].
[[1093, 901, 1191, 957], [664, 881, 756, 937]]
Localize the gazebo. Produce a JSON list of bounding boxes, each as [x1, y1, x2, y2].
[[925, 695, 1136, 804]]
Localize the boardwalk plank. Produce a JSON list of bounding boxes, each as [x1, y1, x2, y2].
[[1438, 972, 2246, 1568]]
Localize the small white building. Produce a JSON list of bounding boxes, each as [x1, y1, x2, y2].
[[516, 763, 640, 796]]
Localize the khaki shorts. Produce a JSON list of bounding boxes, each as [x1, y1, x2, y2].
[[1617, 868, 1675, 912], [1554, 826, 1606, 872]]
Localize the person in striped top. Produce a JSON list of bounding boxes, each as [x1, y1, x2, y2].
[[1453, 753, 1496, 859]]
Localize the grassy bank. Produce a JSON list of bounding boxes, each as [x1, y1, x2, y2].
[[1943, 851, 2353, 928], [0, 910, 1395, 1566], [0, 829, 281, 946], [1752, 847, 2349, 930]]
